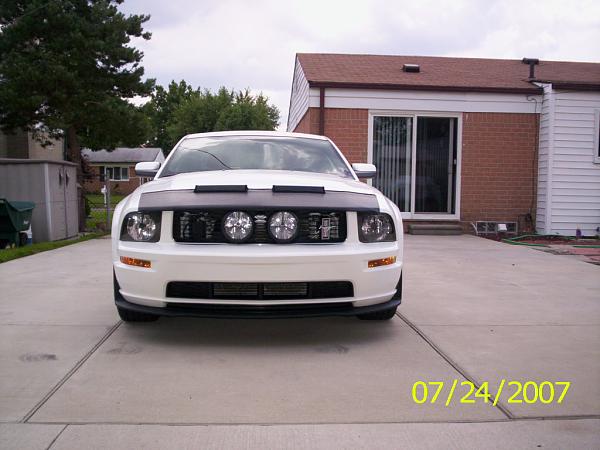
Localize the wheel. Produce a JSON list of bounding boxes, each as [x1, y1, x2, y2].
[[357, 306, 397, 320], [116, 304, 159, 322], [19, 232, 28, 247], [114, 271, 159, 322]]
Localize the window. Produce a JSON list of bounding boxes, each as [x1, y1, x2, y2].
[[103, 166, 129, 181]]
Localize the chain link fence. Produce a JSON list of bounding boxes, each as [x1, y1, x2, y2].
[[83, 174, 126, 233]]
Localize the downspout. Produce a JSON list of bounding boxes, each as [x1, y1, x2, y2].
[[545, 84, 556, 235], [319, 87, 325, 135], [526, 94, 539, 232]]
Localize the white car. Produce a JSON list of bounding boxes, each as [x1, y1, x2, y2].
[[112, 131, 403, 322]]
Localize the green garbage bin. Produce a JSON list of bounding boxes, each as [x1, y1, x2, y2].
[[0, 199, 36, 248]]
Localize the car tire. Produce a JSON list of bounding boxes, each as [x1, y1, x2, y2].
[[356, 306, 397, 320], [114, 271, 159, 322]]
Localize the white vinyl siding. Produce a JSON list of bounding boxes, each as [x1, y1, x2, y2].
[[287, 58, 310, 132], [536, 85, 600, 235]]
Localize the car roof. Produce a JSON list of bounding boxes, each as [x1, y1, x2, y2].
[[181, 131, 328, 140]]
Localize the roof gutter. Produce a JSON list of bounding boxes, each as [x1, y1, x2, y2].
[[308, 81, 543, 95], [534, 81, 600, 91]]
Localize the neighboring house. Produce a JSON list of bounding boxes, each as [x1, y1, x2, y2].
[[82, 147, 164, 195], [0, 129, 65, 161], [287, 53, 600, 236]]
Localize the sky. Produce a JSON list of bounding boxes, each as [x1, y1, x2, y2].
[[119, 0, 600, 130]]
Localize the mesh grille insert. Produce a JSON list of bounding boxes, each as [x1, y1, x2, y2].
[[166, 281, 354, 300]]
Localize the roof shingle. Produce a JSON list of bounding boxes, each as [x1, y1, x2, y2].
[[296, 54, 600, 93], [81, 147, 163, 163]]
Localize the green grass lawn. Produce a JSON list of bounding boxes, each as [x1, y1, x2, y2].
[[85, 193, 125, 206], [86, 212, 113, 232], [0, 233, 104, 264]]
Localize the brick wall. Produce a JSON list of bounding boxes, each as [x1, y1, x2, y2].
[[461, 112, 538, 229], [322, 108, 369, 164], [293, 109, 315, 134], [294, 107, 369, 164], [293, 108, 539, 231]]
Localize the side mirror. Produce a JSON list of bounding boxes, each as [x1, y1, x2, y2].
[[351, 163, 376, 179], [135, 161, 161, 178]]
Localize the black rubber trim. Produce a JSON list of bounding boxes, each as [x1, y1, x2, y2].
[[272, 185, 325, 194], [194, 185, 248, 193], [139, 189, 380, 212], [114, 296, 401, 319]]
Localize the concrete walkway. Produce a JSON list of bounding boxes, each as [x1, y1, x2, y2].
[[0, 235, 598, 449]]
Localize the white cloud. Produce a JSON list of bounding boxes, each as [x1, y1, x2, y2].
[[120, 0, 600, 130]]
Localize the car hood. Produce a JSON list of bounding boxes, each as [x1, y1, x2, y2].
[[141, 170, 379, 196]]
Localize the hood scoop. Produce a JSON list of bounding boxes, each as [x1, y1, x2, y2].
[[272, 185, 325, 194], [194, 185, 248, 193]]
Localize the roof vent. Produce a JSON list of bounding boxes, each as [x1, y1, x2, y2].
[[402, 64, 420, 73], [522, 58, 539, 80]]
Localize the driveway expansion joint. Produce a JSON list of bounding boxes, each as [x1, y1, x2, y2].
[[20, 321, 122, 423], [45, 424, 68, 450], [396, 312, 515, 420]]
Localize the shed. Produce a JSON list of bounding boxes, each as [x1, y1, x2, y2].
[[0, 159, 79, 242]]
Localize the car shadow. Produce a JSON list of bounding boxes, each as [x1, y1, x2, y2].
[[116, 315, 400, 350]]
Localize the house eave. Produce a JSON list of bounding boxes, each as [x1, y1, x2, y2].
[[307, 81, 543, 95]]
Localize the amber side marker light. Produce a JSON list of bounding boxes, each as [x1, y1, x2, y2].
[[120, 256, 151, 268], [368, 256, 396, 268]]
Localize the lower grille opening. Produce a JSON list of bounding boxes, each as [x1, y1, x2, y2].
[[165, 302, 355, 314], [166, 281, 354, 300]]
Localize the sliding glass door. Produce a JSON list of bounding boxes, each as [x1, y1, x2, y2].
[[372, 116, 412, 211], [371, 114, 459, 217], [415, 117, 457, 213]]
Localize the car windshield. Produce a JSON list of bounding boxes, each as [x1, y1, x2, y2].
[[159, 136, 354, 179]]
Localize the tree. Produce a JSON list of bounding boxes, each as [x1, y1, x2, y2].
[[164, 87, 279, 150], [0, 0, 154, 178], [215, 90, 279, 131], [142, 80, 195, 154]]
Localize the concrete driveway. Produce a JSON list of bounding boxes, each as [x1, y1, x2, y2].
[[1, 235, 599, 449]]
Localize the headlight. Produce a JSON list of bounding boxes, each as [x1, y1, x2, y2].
[[121, 212, 161, 242], [222, 211, 253, 243], [268, 211, 299, 243], [358, 213, 396, 243]]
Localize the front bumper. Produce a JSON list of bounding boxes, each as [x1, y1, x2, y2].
[[115, 295, 401, 319], [114, 239, 403, 311]]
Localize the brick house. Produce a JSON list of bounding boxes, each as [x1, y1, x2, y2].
[[82, 147, 164, 195], [287, 54, 600, 235]]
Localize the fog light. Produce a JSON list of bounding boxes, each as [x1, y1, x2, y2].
[[120, 256, 151, 268], [368, 256, 396, 268]]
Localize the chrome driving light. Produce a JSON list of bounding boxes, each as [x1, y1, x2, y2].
[[268, 211, 299, 243], [222, 211, 253, 243], [121, 212, 161, 242], [358, 213, 395, 243]]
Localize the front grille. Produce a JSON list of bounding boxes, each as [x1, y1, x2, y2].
[[166, 281, 354, 300], [173, 210, 347, 244]]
